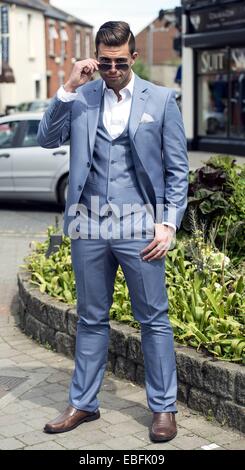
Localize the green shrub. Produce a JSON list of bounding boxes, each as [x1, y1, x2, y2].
[[183, 155, 245, 262], [24, 227, 245, 363], [166, 241, 244, 363], [25, 228, 76, 304], [132, 58, 150, 80]]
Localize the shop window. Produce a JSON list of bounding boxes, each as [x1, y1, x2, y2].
[[198, 74, 228, 136], [197, 47, 245, 139], [230, 48, 245, 138]]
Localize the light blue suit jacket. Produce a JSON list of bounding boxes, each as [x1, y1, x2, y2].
[[37, 74, 189, 235]]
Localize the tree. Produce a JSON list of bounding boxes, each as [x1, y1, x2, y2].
[[132, 58, 150, 80]]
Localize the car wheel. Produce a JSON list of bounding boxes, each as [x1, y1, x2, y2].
[[58, 175, 69, 207]]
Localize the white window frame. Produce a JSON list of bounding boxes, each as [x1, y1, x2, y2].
[[75, 30, 81, 59], [85, 33, 90, 58], [49, 24, 58, 56], [60, 27, 68, 62]]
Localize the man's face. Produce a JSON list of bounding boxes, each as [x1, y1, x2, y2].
[[96, 42, 138, 89]]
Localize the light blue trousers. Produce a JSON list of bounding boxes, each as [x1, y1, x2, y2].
[[69, 236, 177, 413]]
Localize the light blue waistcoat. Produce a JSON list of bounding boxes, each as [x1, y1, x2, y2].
[[79, 97, 146, 217]]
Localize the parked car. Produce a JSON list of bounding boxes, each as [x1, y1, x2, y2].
[[0, 113, 69, 206], [5, 99, 52, 115]]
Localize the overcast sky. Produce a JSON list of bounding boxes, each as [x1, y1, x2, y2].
[[52, 0, 181, 36]]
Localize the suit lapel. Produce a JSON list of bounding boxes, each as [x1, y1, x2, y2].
[[86, 80, 103, 158], [128, 75, 149, 140], [128, 76, 155, 203]]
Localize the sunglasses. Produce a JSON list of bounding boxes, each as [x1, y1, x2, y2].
[[98, 62, 130, 72]]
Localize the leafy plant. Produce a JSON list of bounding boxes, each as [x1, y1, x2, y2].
[[110, 267, 138, 329], [24, 227, 245, 363], [182, 155, 245, 261], [25, 228, 76, 304], [166, 240, 245, 362]]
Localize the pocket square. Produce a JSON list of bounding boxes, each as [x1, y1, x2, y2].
[[140, 112, 155, 123]]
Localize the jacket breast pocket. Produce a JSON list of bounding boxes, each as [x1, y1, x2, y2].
[[135, 121, 161, 143], [138, 120, 160, 128]]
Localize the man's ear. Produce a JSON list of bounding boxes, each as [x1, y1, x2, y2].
[[131, 52, 138, 65]]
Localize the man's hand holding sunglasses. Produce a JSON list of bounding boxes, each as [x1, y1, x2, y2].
[[64, 59, 100, 93]]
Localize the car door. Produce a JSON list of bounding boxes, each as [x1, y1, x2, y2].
[[0, 120, 20, 193], [12, 118, 69, 198]]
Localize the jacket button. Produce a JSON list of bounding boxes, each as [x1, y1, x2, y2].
[[78, 185, 82, 190], [87, 162, 91, 167]]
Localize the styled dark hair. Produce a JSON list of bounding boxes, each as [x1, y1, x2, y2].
[[95, 21, 135, 55]]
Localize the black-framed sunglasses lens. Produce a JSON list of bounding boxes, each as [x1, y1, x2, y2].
[[98, 63, 129, 71]]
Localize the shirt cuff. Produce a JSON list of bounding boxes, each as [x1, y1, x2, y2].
[[162, 222, 176, 232], [57, 86, 78, 102]]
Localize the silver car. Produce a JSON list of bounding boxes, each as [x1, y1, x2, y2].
[[5, 99, 52, 115], [0, 113, 69, 205]]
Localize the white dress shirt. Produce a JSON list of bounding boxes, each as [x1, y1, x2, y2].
[[57, 72, 135, 139], [57, 75, 175, 231], [102, 72, 134, 138]]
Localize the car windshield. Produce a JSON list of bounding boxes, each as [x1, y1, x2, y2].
[[16, 103, 31, 112], [29, 101, 50, 111], [14, 100, 50, 113]]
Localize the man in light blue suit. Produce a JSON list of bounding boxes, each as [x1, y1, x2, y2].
[[38, 21, 189, 442]]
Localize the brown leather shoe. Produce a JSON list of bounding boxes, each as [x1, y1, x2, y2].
[[43, 405, 100, 434], [150, 412, 177, 442]]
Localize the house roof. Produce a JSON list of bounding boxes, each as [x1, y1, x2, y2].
[[2, 1, 93, 28], [42, 3, 92, 27], [2, 1, 45, 12]]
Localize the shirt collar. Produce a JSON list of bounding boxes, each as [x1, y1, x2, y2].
[[103, 71, 135, 98]]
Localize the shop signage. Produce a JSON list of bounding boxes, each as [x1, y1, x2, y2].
[[182, 0, 241, 11], [189, 3, 245, 33], [198, 49, 228, 73], [231, 48, 245, 72]]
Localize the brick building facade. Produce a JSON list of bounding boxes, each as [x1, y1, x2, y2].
[[136, 17, 180, 87], [42, 0, 93, 97]]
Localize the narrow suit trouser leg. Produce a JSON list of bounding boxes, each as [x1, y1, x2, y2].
[[69, 238, 118, 411], [111, 239, 177, 413]]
